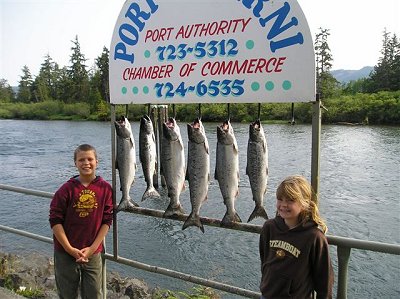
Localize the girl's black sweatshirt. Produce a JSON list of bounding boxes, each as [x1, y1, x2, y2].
[[259, 216, 334, 298]]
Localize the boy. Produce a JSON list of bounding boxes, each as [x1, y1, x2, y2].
[[49, 144, 113, 299]]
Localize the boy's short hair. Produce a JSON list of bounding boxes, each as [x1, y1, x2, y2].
[[74, 144, 97, 161]]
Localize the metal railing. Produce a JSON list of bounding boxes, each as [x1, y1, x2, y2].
[[1, 183, 400, 298]]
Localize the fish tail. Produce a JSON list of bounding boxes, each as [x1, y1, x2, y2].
[[182, 213, 204, 233], [221, 210, 242, 227], [141, 186, 160, 201], [163, 202, 185, 217], [116, 197, 139, 212], [247, 205, 269, 223]]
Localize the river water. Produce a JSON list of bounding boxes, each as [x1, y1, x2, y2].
[[0, 119, 399, 298]]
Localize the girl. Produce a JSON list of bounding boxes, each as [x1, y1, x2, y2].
[[259, 175, 334, 299]]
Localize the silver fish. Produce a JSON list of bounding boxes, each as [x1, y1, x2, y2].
[[161, 117, 186, 217], [215, 120, 242, 225], [183, 118, 210, 233], [139, 115, 160, 201], [246, 119, 269, 222], [114, 116, 138, 211]]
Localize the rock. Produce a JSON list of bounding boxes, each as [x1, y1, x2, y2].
[[107, 271, 151, 299]]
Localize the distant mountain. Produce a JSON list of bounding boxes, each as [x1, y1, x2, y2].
[[331, 66, 374, 83]]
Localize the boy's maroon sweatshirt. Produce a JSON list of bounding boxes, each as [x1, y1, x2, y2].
[[49, 176, 113, 254]]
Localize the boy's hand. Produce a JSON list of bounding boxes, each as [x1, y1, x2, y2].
[[67, 247, 87, 263], [78, 246, 95, 263], [75, 256, 89, 263]]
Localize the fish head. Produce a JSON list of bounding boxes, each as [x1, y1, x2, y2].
[[249, 119, 265, 142], [163, 117, 180, 141], [140, 115, 153, 134], [114, 116, 133, 139], [217, 119, 235, 145], [187, 118, 206, 144]]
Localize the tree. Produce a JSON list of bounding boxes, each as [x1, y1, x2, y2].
[[95, 47, 110, 102], [314, 28, 340, 99], [367, 29, 400, 92], [342, 78, 369, 94], [17, 65, 34, 102], [32, 53, 58, 102], [68, 35, 90, 103], [390, 34, 400, 90], [0, 79, 15, 102]]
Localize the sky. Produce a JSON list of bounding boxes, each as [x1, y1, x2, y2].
[[0, 0, 399, 86]]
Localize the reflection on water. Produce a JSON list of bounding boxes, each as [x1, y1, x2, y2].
[[0, 120, 399, 297]]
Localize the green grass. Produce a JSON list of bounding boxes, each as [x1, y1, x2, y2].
[[153, 286, 220, 299]]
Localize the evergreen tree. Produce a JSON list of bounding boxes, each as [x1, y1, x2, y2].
[[367, 29, 400, 92], [0, 79, 15, 102], [68, 35, 90, 103], [314, 28, 340, 99], [57, 66, 73, 103], [32, 53, 59, 101], [17, 65, 34, 102], [388, 33, 400, 90], [95, 47, 110, 102], [342, 78, 369, 94]]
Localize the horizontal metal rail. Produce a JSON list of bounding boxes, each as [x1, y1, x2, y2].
[[104, 253, 259, 298], [0, 184, 53, 198], [2, 183, 400, 299], [2, 183, 398, 255], [124, 206, 262, 233], [0, 224, 53, 245]]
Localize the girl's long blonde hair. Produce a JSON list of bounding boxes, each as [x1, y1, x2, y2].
[[276, 175, 328, 233]]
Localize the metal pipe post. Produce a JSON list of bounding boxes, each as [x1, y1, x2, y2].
[[311, 98, 322, 199], [110, 104, 118, 258], [337, 246, 351, 299]]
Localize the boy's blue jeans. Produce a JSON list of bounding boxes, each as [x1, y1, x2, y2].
[[54, 250, 103, 299]]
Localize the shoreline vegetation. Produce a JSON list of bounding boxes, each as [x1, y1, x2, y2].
[[0, 251, 220, 299], [0, 91, 399, 125]]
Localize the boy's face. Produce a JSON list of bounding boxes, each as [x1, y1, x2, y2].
[[74, 150, 98, 177]]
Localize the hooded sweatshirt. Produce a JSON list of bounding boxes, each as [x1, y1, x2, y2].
[[49, 175, 113, 254], [259, 216, 334, 299]]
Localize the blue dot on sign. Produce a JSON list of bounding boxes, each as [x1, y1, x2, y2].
[[283, 80, 292, 90], [121, 87, 127, 94], [144, 50, 150, 58], [246, 40, 254, 50], [265, 81, 274, 91], [132, 87, 139, 94], [251, 82, 260, 91], [143, 86, 149, 94]]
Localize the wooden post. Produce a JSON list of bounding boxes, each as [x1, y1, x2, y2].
[[157, 105, 168, 188]]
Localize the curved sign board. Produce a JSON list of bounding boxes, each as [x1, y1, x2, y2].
[[110, 0, 315, 104]]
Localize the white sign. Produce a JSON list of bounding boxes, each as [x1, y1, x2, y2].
[[109, 0, 315, 104]]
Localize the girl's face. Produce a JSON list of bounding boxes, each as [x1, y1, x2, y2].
[[276, 196, 303, 228], [74, 150, 98, 178]]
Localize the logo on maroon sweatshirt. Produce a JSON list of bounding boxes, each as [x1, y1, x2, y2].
[[73, 189, 98, 217]]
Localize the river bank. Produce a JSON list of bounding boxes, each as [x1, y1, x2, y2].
[[0, 251, 153, 299], [0, 250, 221, 299]]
